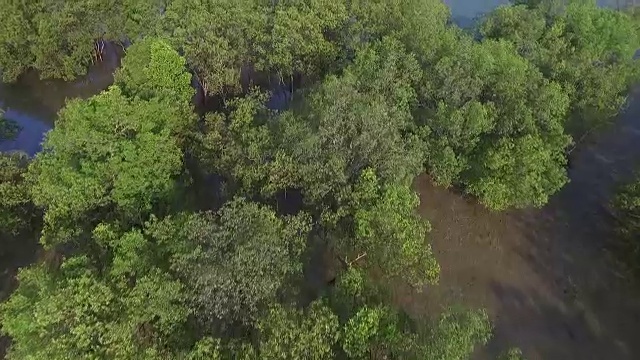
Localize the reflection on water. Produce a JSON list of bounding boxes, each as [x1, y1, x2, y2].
[[0, 42, 121, 155]]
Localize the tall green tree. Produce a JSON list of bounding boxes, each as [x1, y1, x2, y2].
[[481, 1, 640, 136], [267, 40, 424, 208], [114, 37, 194, 108], [255, 301, 340, 360], [28, 87, 186, 245], [345, 0, 450, 63], [418, 36, 571, 210], [0, 0, 169, 81], [0, 255, 190, 360], [254, 0, 348, 80], [165, 0, 264, 97], [0, 0, 111, 81], [150, 199, 311, 326], [346, 169, 439, 289], [195, 91, 275, 195], [27, 38, 194, 246]]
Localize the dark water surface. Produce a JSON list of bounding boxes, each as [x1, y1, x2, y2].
[[0, 2, 639, 359]]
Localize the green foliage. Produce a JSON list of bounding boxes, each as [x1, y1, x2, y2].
[[0, 153, 34, 236], [346, 0, 450, 63], [256, 301, 340, 360], [0, 111, 20, 141], [106, 0, 166, 41], [613, 175, 640, 275], [481, 1, 640, 135], [466, 134, 569, 210], [150, 199, 311, 325], [0, 1, 35, 81], [419, 36, 571, 209], [114, 37, 194, 107], [266, 40, 424, 208], [0, 0, 99, 80], [0, 2, 572, 359], [254, 0, 348, 78], [166, 0, 349, 96], [422, 308, 492, 360], [0, 256, 190, 360], [0, 0, 169, 81], [165, 0, 265, 96], [28, 38, 194, 246], [341, 305, 414, 359], [499, 347, 527, 360], [28, 87, 186, 245], [195, 91, 274, 194], [348, 169, 439, 288]]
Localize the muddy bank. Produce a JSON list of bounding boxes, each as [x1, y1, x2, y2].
[[407, 87, 640, 359]]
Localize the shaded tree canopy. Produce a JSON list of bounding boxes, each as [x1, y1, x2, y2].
[[613, 174, 640, 276], [153, 199, 312, 325]]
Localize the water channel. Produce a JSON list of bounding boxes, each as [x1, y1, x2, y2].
[[0, 1, 639, 359]]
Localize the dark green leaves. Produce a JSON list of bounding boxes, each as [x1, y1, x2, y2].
[[158, 199, 311, 325]]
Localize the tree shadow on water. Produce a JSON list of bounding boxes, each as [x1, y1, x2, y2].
[[501, 91, 640, 360]]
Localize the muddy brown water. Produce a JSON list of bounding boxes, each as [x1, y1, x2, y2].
[[1, 2, 640, 359], [406, 86, 640, 359]]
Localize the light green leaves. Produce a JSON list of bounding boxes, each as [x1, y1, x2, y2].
[[115, 38, 194, 107], [468, 135, 569, 210], [29, 87, 184, 239], [28, 39, 194, 246], [351, 169, 439, 288]]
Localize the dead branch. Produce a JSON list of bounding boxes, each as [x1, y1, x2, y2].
[[347, 252, 367, 267]]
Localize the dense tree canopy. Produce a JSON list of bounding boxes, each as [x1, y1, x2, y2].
[[155, 199, 312, 325], [1, 0, 638, 359], [481, 0, 640, 136], [26, 39, 194, 246], [417, 35, 571, 209]]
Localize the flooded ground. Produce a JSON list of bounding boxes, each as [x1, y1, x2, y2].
[[406, 87, 640, 359], [1, 2, 639, 359], [0, 42, 121, 155]]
